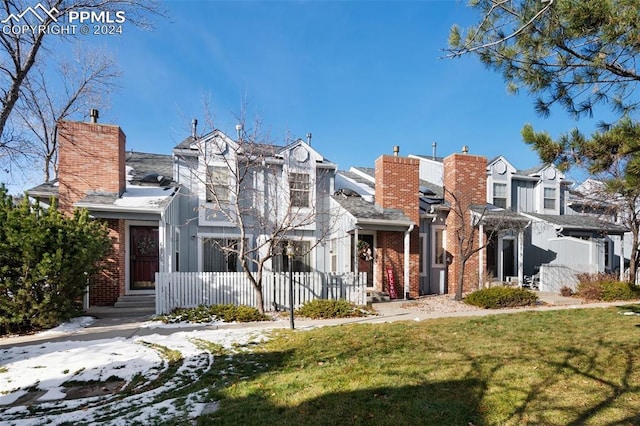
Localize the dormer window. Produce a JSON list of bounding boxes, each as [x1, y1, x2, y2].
[[493, 183, 507, 209], [289, 173, 310, 207], [544, 187, 556, 210]]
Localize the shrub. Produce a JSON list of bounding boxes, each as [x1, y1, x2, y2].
[[158, 304, 269, 323], [0, 187, 110, 335], [576, 273, 640, 301], [296, 299, 371, 319], [464, 287, 538, 309], [560, 286, 574, 297]]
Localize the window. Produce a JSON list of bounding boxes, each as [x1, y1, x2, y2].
[[432, 227, 446, 266], [289, 173, 310, 208], [544, 187, 556, 210], [275, 240, 311, 272], [203, 238, 238, 272], [206, 166, 229, 202], [493, 183, 507, 209]]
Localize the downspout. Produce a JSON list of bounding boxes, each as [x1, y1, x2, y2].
[[404, 224, 414, 300]]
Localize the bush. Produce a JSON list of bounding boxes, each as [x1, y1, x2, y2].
[[464, 287, 538, 309], [159, 304, 269, 323], [296, 299, 371, 319], [0, 187, 110, 335], [560, 286, 574, 297], [576, 275, 640, 301]]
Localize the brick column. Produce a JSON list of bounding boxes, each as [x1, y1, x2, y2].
[[443, 153, 487, 295], [374, 155, 420, 298]]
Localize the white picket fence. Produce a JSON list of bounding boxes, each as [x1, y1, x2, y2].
[[155, 271, 367, 314]]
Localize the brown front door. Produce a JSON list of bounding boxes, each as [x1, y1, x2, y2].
[[130, 226, 159, 290]]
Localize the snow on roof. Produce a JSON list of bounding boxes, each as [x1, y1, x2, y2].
[[113, 185, 176, 210]]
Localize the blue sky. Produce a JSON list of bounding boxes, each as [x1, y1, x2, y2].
[[9, 0, 620, 192]]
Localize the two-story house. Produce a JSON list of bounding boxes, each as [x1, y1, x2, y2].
[[337, 149, 628, 297]]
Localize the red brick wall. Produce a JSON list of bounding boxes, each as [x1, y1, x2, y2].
[[443, 153, 487, 295], [90, 219, 126, 306], [57, 120, 126, 213], [374, 155, 420, 298], [57, 120, 127, 306]]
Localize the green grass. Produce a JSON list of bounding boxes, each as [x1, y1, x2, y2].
[[196, 306, 640, 425]]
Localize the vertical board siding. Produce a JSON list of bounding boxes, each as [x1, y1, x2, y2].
[[155, 271, 367, 314]]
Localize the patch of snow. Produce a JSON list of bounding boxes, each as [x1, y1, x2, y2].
[[38, 316, 95, 335], [0, 327, 271, 425]]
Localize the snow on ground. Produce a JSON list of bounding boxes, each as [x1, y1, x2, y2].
[[36, 316, 96, 335], [0, 323, 271, 425]]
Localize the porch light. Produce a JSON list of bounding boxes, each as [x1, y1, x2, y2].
[[286, 242, 295, 329]]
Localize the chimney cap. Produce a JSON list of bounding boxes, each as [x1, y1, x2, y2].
[[462, 145, 469, 154], [393, 145, 400, 156], [89, 109, 99, 123]]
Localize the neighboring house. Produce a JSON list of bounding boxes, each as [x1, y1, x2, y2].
[[28, 114, 629, 306], [336, 149, 628, 297]]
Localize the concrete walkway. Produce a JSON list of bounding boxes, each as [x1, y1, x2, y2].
[[0, 293, 636, 349]]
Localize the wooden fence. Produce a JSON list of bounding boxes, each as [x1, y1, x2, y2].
[[155, 271, 368, 314]]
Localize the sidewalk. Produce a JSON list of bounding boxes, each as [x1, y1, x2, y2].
[[0, 293, 635, 349]]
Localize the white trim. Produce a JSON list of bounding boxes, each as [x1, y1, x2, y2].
[[497, 235, 517, 282], [197, 231, 248, 272], [431, 225, 446, 267], [125, 220, 161, 295]]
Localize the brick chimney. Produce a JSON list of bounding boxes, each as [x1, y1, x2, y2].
[[443, 151, 487, 295], [374, 152, 420, 298], [57, 116, 126, 213], [57, 114, 127, 306]]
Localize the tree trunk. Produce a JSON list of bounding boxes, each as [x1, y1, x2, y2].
[[254, 284, 265, 315], [455, 260, 465, 301], [630, 228, 638, 285]]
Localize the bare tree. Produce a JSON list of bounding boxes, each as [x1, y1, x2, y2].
[[0, 0, 162, 155], [446, 188, 528, 301], [182, 113, 337, 314], [15, 46, 121, 181]]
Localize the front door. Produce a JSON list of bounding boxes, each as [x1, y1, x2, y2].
[[130, 226, 159, 291]]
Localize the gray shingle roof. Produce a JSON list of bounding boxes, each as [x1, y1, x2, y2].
[[333, 195, 412, 223], [126, 151, 173, 184], [525, 212, 627, 234]]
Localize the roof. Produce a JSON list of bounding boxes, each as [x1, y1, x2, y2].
[[338, 170, 374, 189], [470, 204, 531, 228], [125, 151, 173, 184], [27, 150, 174, 202], [525, 212, 627, 234], [332, 194, 413, 227]]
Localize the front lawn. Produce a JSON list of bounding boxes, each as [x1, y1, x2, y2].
[[199, 306, 640, 425]]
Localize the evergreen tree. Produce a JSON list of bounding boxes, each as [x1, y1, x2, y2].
[[0, 186, 110, 335]]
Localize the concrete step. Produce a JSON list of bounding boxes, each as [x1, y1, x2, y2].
[[367, 291, 391, 303], [113, 294, 155, 309]]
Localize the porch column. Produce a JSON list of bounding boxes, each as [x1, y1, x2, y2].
[[518, 229, 524, 287], [478, 224, 484, 289], [354, 227, 359, 275], [404, 224, 414, 300], [158, 219, 166, 273]]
